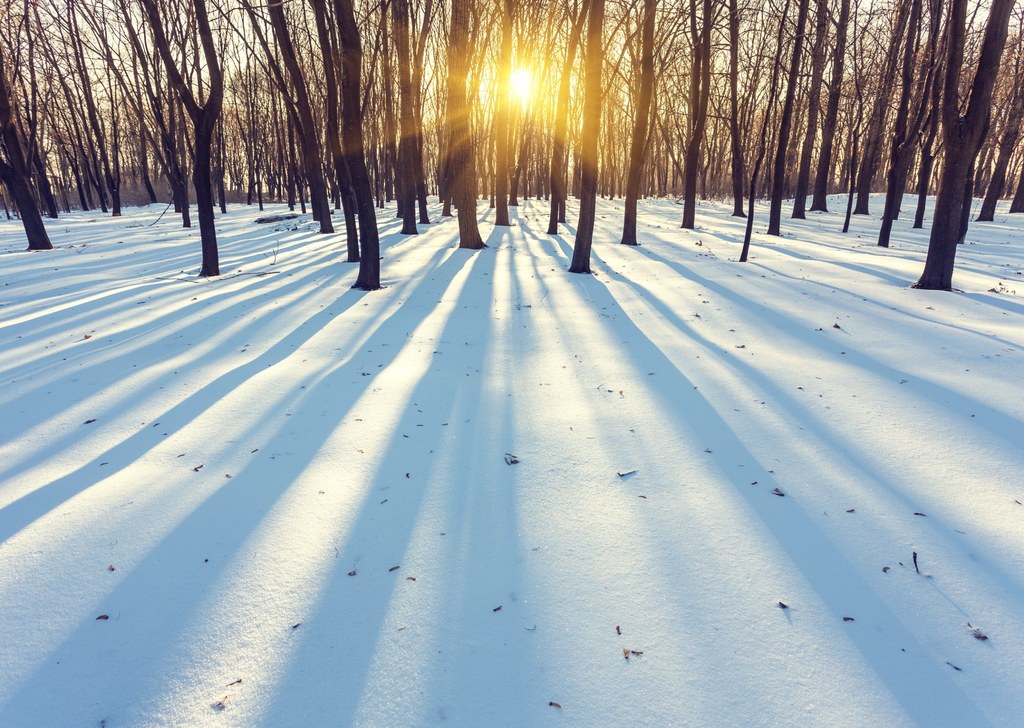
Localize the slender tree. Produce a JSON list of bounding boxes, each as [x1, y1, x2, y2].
[[620, 0, 656, 245], [140, 0, 224, 276], [767, 0, 810, 236], [810, 0, 850, 212], [568, 0, 605, 273]]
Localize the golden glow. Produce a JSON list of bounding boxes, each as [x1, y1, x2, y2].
[[510, 68, 532, 107]]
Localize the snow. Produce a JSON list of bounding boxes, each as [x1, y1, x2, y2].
[[1, 196, 1022, 727]]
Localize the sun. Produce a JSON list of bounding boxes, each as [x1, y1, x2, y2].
[[510, 68, 532, 107]]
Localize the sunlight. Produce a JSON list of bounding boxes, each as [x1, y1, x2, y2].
[[510, 67, 532, 107]]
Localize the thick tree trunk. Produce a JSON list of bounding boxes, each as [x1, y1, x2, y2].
[[334, 0, 382, 289], [621, 0, 657, 244], [446, 0, 483, 249], [569, 0, 605, 273], [915, 0, 1014, 290]]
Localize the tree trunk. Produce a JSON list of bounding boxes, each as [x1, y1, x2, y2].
[[266, 0, 333, 233], [548, 0, 589, 235], [681, 0, 713, 229], [728, 0, 745, 217], [810, 0, 850, 212], [767, 0, 810, 235], [393, 0, 418, 235], [141, 0, 223, 276], [791, 0, 827, 219], [915, 0, 1014, 290], [494, 0, 514, 226], [0, 48, 52, 250], [334, 0, 382, 289], [569, 0, 605, 273], [446, 0, 483, 249], [977, 79, 1024, 221], [621, 0, 657, 245]]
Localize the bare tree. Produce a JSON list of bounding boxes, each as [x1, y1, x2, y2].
[[140, 0, 224, 276], [620, 0, 656, 245], [0, 42, 52, 250], [915, 0, 1015, 290], [568, 0, 605, 273]]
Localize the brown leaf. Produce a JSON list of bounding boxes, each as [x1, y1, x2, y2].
[[548, 701, 562, 709], [83, 419, 97, 425], [882, 566, 890, 573], [347, 570, 357, 576], [772, 488, 785, 497], [388, 565, 400, 572], [493, 605, 502, 612], [778, 601, 789, 610], [843, 617, 855, 622], [615, 625, 621, 635], [96, 614, 109, 620]]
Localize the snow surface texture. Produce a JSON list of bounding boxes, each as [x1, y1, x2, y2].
[[1, 196, 1022, 727]]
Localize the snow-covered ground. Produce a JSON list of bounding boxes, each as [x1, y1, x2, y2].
[[1, 195, 1022, 727]]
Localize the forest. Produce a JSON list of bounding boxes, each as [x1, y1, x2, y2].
[[1, 0, 1022, 289], [2, 1, 1024, 726]]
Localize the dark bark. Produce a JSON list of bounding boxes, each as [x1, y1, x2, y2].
[[728, 0, 745, 217], [810, 0, 850, 212], [740, 0, 789, 262], [494, 0, 514, 226], [977, 59, 1024, 220], [791, 0, 827, 219], [141, 0, 223, 276], [767, 0, 809, 235], [621, 0, 657, 245], [681, 0, 713, 229], [548, 0, 589, 235], [0, 48, 52, 250], [915, 0, 1014, 290], [265, 0, 334, 233], [333, 0, 381, 289], [878, 0, 939, 246], [393, 0, 418, 235], [446, 0, 483, 249], [569, 0, 605, 273]]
